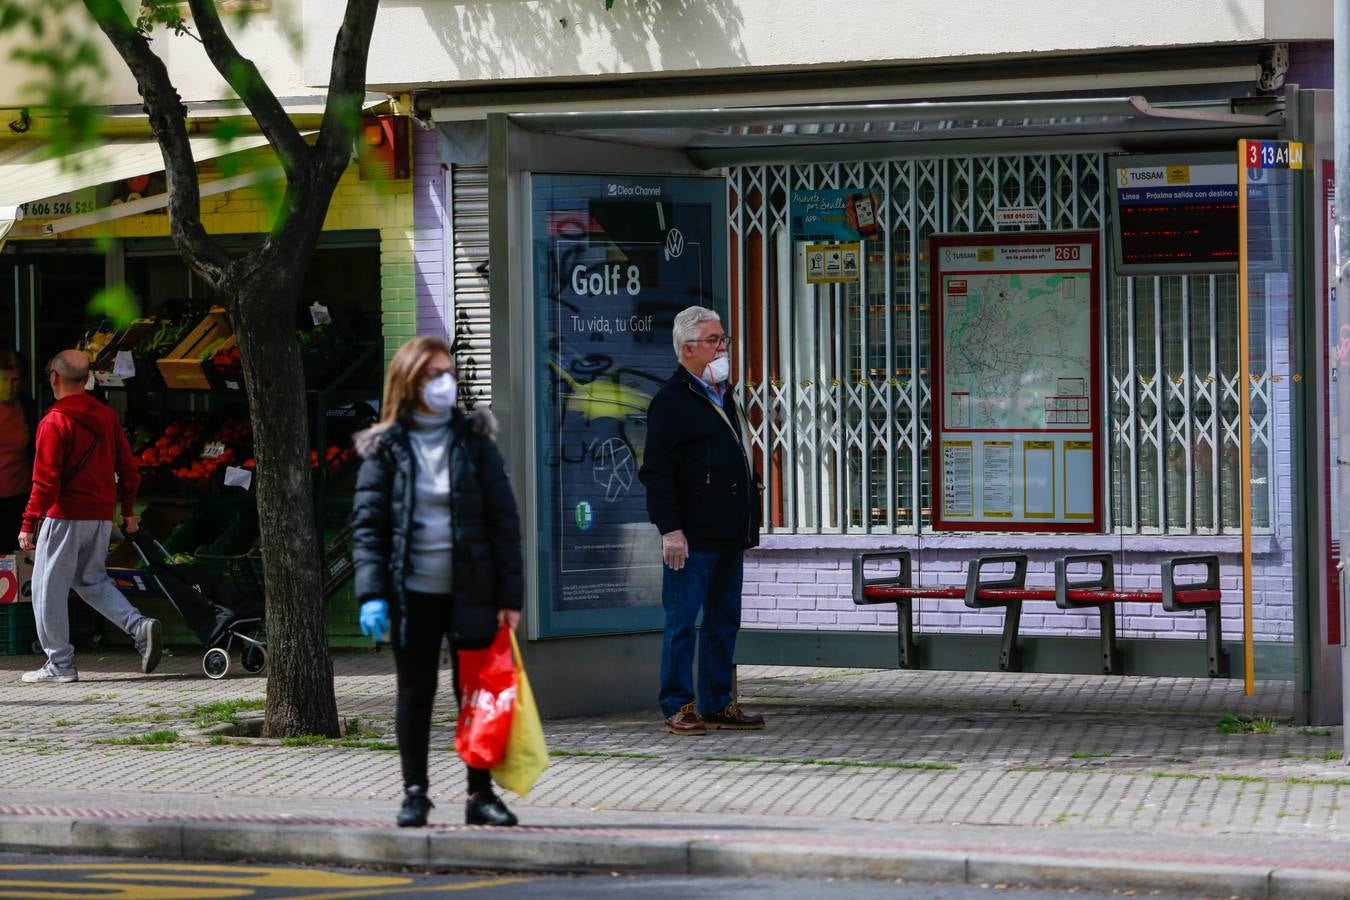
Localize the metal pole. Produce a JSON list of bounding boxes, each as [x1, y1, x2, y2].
[[1238, 140, 1256, 697], [1335, 0, 1350, 760]]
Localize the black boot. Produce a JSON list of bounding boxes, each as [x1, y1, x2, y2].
[[465, 790, 518, 826], [397, 785, 434, 827]]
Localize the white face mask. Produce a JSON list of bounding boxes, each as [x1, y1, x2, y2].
[[704, 354, 731, 385], [422, 372, 457, 414]]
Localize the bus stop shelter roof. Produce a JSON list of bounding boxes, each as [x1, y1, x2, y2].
[[507, 95, 1283, 167]]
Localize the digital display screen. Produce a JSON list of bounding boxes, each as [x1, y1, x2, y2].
[[1111, 152, 1239, 274], [1117, 197, 1238, 268]]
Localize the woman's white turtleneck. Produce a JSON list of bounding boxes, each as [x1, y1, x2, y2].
[[406, 409, 453, 594]]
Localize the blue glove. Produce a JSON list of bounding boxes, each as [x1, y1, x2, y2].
[[359, 599, 389, 640]]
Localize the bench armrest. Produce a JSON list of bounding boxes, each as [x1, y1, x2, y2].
[[1055, 553, 1115, 609], [1162, 554, 1220, 612], [852, 549, 912, 605], [965, 553, 1028, 608]]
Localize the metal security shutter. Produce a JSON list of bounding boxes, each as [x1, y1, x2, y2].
[[448, 164, 491, 408]]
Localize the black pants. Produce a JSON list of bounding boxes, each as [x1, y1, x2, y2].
[[393, 590, 492, 796], [0, 494, 25, 553]]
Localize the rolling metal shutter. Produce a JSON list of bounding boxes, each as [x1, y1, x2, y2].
[[449, 164, 491, 408]]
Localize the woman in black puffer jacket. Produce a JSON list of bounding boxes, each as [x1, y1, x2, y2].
[[351, 336, 524, 828]]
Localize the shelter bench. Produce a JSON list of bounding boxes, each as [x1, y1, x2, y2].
[[851, 551, 1229, 677]]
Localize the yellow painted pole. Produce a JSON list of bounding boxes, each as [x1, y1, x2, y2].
[[1237, 139, 1255, 696]]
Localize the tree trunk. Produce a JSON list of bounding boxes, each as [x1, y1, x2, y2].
[[230, 272, 340, 738]]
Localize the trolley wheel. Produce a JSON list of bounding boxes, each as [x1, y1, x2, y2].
[[240, 644, 267, 674], [202, 647, 230, 679], [31, 640, 42, 655]]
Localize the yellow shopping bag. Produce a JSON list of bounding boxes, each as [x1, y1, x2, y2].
[[490, 630, 548, 797]]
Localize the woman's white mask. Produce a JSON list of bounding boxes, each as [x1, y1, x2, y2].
[[422, 372, 458, 414]]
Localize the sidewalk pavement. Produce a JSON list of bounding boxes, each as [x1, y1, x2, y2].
[[2, 649, 1349, 898]]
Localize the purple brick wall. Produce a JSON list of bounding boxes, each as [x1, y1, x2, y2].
[[1288, 41, 1332, 90], [744, 543, 1288, 642], [413, 126, 448, 338]]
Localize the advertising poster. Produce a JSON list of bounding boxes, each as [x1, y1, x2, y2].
[[930, 232, 1102, 532], [531, 174, 727, 637], [790, 188, 882, 242]]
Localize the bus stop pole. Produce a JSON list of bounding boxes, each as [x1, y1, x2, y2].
[[1335, 0, 1350, 761]]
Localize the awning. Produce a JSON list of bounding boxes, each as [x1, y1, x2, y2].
[[0, 132, 284, 241], [509, 95, 1285, 167]]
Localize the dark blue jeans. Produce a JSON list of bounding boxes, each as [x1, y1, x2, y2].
[[660, 548, 744, 717]]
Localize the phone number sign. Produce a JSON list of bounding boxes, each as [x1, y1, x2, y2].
[[19, 188, 98, 219]]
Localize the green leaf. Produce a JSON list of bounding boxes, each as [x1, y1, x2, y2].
[[86, 285, 141, 328]]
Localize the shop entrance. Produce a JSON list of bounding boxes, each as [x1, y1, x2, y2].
[[1, 251, 105, 401]]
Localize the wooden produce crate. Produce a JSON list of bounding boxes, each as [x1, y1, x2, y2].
[[78, 325, 120, 370], [157, 307, 233, 390], [204, 335, 246, 393], [92, 318, 160, 387]]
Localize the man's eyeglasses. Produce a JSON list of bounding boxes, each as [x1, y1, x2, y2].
[[685, 334, 730, 348]]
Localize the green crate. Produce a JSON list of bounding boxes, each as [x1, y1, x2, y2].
[[0, 603, 36, 656]]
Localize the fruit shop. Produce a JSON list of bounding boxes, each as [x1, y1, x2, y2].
[[0, 133, 417, 654]]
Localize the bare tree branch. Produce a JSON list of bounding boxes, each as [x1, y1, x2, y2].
[[315, 0, 378, 184], [184, 0, 310, 179], [245, 0, 378, 271], [82, 0, 231, 287]]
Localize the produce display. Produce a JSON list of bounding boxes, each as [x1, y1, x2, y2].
[[135, 420, 204, 469], [173, 416, 253, 484], [96, 304, 375, 601], [311, 444, 355, 475], [210, 341, 243, 375], [134, 316, 200, 377]]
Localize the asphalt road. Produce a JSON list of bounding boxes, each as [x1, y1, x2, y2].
[[0, 851, 1213, 899]]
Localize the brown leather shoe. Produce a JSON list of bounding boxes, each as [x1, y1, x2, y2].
[[703, 701, 765, 730], [664, 701, 706, 735]]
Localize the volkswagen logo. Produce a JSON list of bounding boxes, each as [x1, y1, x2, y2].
[[665, 228, 685, 260]]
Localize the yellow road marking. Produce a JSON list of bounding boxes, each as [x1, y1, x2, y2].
[[88, 871, 411, 889], [0, 880, 248, 899], [0, 864, 530, 898], [0, 863, 416, 898]]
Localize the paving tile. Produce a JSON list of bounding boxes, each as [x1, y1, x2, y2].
[[0, 649, 1341, 844]]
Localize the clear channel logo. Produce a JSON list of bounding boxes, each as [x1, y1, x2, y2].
[[574, 500, 594, 531], [606, 183, 662, 198]]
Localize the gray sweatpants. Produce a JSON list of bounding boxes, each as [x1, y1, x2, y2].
[[32, 518, 148, 672]]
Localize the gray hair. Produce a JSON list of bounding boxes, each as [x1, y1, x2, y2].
[[671, 306, 721, 360]]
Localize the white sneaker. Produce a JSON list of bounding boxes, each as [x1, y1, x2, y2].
[[21, 665, 78, 684], [136, 618, 162, 674]]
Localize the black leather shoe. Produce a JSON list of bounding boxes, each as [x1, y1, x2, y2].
[[397, 785, 434, 827], [465, 790, 518, 826]]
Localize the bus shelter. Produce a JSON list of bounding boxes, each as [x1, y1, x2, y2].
[[469, 89, 1340, 724]]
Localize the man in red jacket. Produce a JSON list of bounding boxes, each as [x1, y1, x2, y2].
[[17, 349, 161, 684]]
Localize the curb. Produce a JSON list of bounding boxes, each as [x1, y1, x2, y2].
[[2, 814, 1349, 898]]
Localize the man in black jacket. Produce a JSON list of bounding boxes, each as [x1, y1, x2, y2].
[[639, 305, 765, 736]]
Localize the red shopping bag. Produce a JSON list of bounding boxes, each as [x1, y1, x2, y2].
[[455, 625, 517, 769]]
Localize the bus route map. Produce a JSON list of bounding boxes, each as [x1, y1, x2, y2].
[[941, 271, 1092, 431]]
